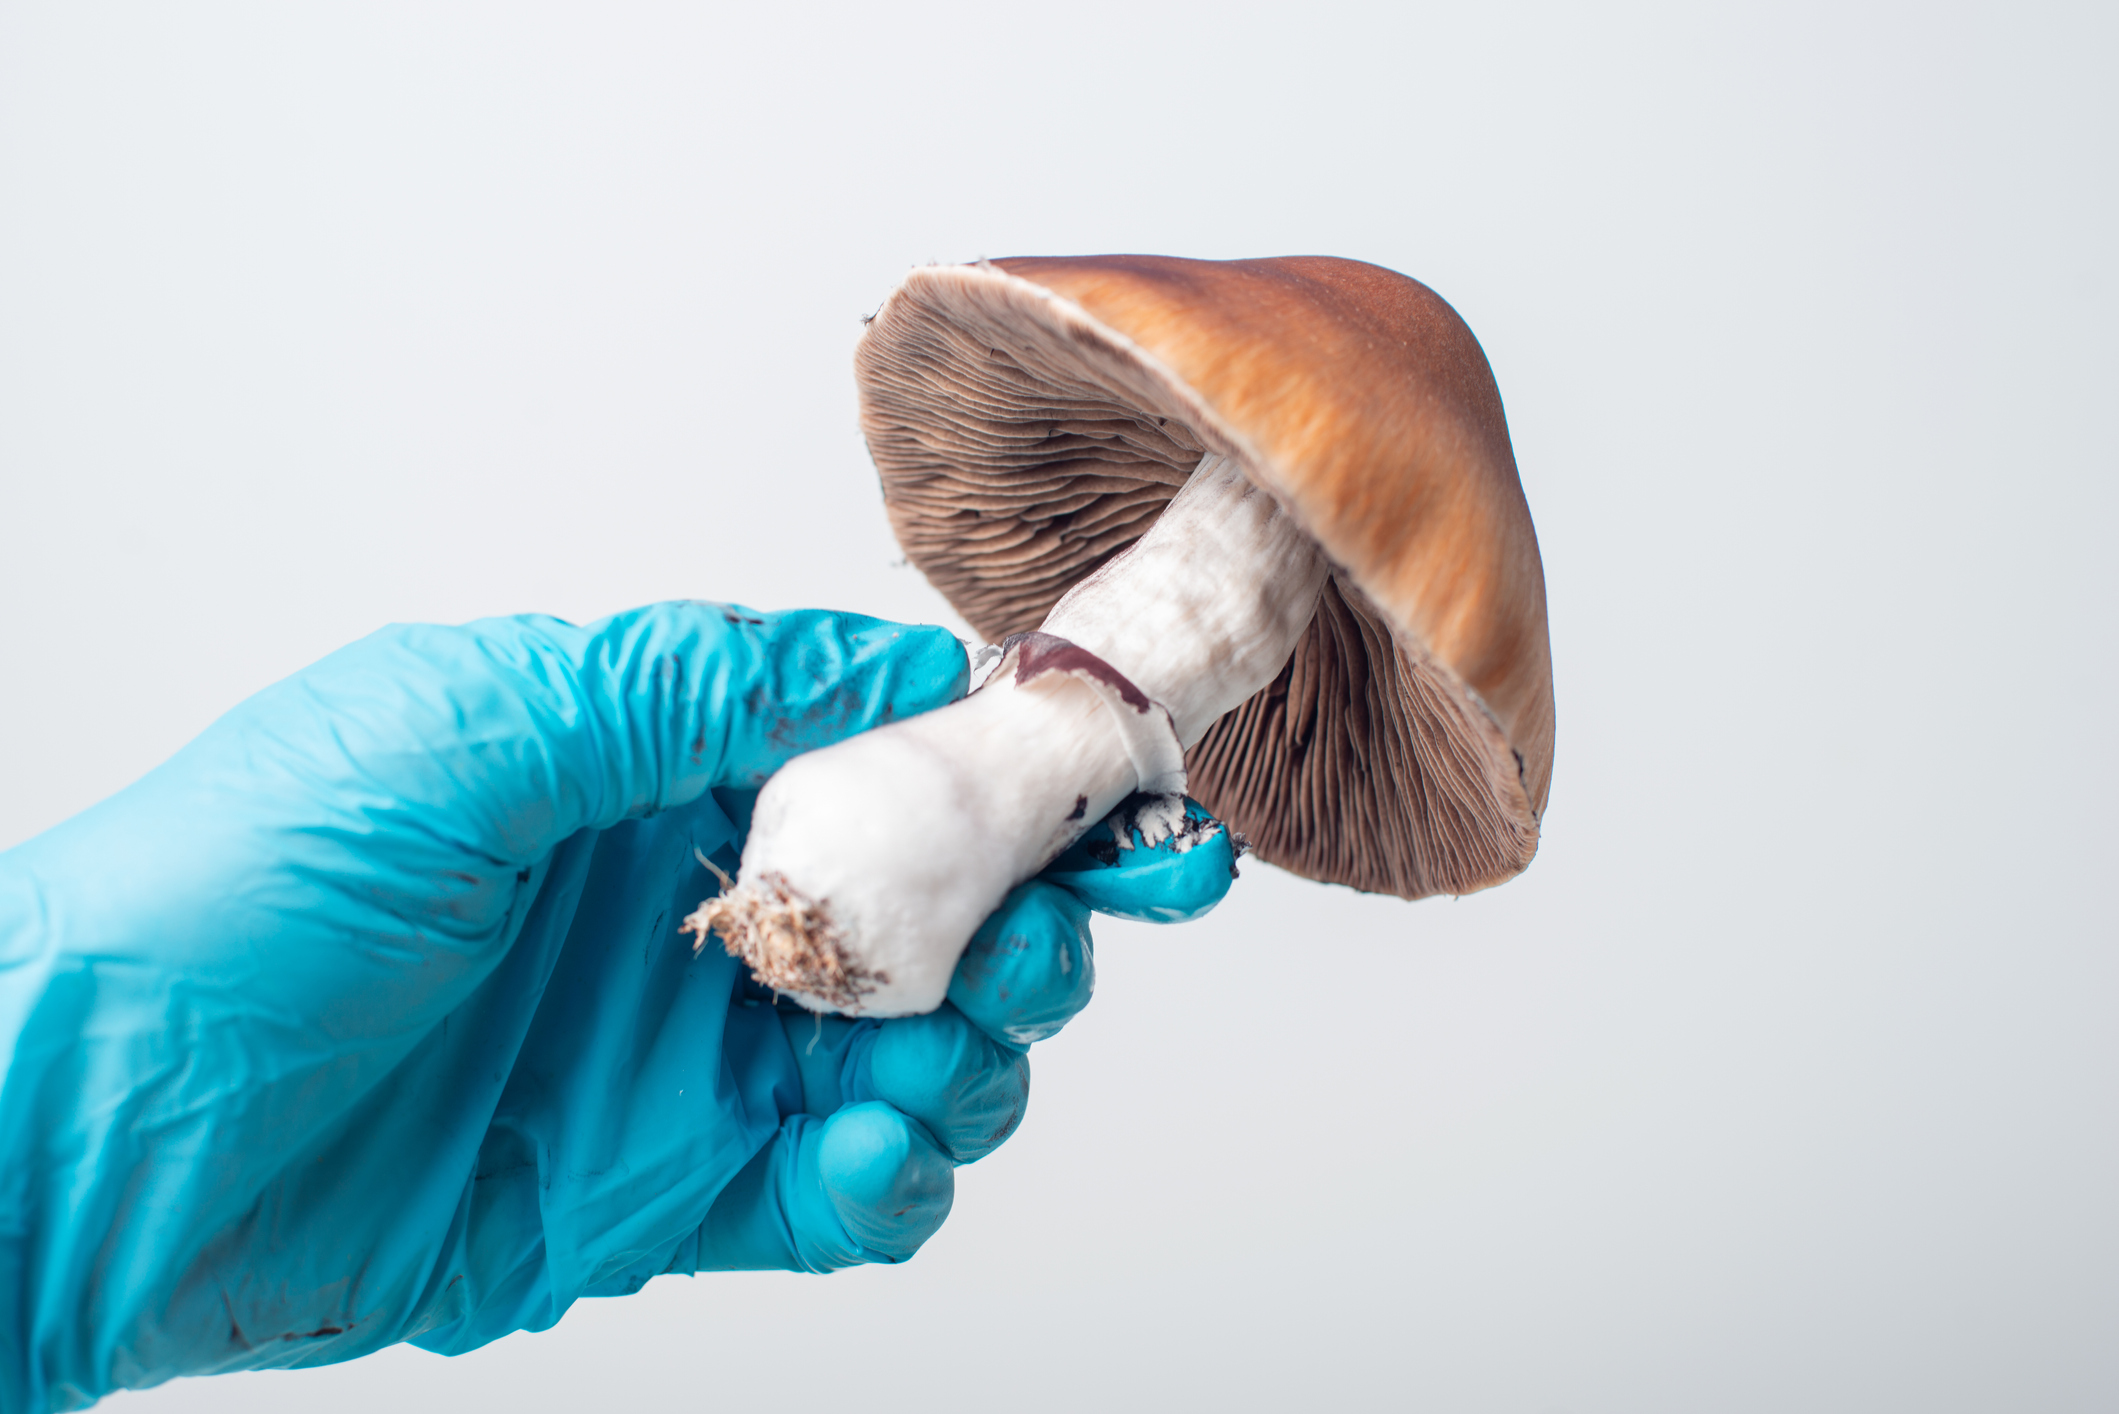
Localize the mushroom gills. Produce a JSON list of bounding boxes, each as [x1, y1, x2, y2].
[[686, 453, 1330, 1016]]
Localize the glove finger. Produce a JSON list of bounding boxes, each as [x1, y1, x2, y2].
[[939, 800, 1232, 1049], [696, 1102, 952, 1272], [1040, 795, 1237, 923], [816, 1101, 955, 1262], [845, 1003, 1030, 1164], [946, 880, 1096, 1047]]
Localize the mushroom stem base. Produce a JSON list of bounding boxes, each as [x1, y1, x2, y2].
[[683, 873, 878, 1011]]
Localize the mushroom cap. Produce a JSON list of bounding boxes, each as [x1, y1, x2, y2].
[[855, 254, 1553, 899]]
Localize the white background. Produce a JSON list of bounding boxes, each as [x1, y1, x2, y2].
[[2, 2, 2113, 1410]]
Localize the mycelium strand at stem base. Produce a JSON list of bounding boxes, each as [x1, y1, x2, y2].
[[683, 455, 1329, 1017]]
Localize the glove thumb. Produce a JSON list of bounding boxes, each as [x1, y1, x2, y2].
[[212, 602, 969, 868]]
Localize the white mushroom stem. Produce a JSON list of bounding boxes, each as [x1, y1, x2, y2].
[[685, 454, 1329, 1015]]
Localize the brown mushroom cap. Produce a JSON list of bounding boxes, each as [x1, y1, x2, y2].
[[855, 254, 1553, 899]]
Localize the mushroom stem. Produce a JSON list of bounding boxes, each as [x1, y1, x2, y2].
[[686, 454, 1329, 1015], [1042, 453, 1330, 746]]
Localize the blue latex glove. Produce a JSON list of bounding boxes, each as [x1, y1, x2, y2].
[[0, 603, 1234, 1412]]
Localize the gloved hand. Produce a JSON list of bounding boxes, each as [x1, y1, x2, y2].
[[0, 603, 1235, 1412]]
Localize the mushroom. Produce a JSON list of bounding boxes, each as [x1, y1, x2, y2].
[[687, 254, 1554, 1017]]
